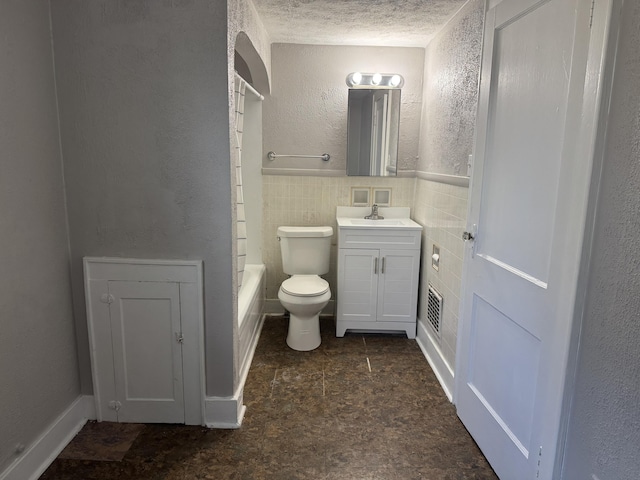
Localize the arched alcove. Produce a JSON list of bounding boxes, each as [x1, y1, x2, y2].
[[234, 31, 270, 94]]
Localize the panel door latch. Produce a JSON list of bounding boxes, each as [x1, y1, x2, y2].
[[100, 293, 115, 304], [462, 231, 475, 241]]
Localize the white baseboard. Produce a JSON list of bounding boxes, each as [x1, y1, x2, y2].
[[416, 320, 455, 403], [0, 395, 95, 480], [264, 299, 283, 314], [204, 393, 246, 429]]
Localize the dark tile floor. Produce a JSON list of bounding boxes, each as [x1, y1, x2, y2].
[[42, 316, 497, 479]]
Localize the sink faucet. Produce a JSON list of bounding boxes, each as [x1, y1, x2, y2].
[[364, 204, 384, 220]]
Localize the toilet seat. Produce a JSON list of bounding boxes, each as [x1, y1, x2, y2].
[[281, 275, 329, 297]]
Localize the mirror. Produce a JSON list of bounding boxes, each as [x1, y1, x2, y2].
[[346, 88, 401, 176]]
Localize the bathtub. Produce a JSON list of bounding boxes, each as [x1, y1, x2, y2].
[[238, 264, 265, 381]]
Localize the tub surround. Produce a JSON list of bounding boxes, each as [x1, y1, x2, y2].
[[238, 264, 266, 386]]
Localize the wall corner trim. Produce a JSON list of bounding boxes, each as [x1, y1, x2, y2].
[[204, 394, 246, 429], [416, 171, 470, 187], [0, 395, 95, 480], [416, 319, 455, 402]]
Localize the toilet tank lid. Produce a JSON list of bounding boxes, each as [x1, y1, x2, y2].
[[277, 226, 333, 238]]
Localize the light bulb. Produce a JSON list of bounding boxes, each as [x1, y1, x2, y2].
[[390, 75, 401, 87], [372, 73, 382, 85], [351, 72, 362, 85]]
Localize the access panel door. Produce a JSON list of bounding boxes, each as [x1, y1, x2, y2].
[[108, 280, 185, 424]]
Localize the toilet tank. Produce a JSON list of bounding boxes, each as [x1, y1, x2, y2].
[[277, 226, 333, 275]]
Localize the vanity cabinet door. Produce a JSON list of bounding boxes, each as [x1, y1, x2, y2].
[[337, 248, 379, 323], [376, 249, 420, 323]]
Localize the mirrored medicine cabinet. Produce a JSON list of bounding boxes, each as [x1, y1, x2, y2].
[[346, 74, 402, 177]]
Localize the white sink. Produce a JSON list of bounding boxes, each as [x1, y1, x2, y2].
[[349, 218, 404, 226], [337, 217, 422, 229], [336, 207, 422, 230]]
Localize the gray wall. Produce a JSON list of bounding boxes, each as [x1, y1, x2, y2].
[[0, 0, 80, 472], [417, 0, 484, 176], [50, 0, 236, 397], [263, 43, 424, 174], [562, 1, 640, 478]]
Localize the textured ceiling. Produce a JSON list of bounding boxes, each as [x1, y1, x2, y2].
[[251, 0, 468, 47]]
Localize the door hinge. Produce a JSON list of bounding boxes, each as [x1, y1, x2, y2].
[[100, 293, 115, 304], [175, 332, 184, 344], [589, 0, 595, 27], [536, 446, 542, 478], [108, 400, 122, 412]]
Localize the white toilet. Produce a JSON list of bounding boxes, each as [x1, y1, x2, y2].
[[277, 226, 333, 351]]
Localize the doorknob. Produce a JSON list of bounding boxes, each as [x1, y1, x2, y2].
[[463, 224, 477, 242]]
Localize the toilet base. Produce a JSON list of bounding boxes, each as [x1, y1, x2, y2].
[[286, 313, 321, 351]]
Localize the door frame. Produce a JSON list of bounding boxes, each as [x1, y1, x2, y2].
[[84, 257, 205, 426], [454, 0, 623, 478], [553, 0, 625, 476]]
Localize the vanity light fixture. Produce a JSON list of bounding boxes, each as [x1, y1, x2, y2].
[[346, 72, 404, 89]]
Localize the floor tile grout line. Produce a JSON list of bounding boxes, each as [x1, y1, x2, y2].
[[270, 368, 278, 398]]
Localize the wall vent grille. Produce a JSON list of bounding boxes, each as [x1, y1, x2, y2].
[[427, 285, 443, 337]]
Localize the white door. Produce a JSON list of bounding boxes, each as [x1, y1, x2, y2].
[[109, 281, 185, 423], [456, 0, 607, 478]]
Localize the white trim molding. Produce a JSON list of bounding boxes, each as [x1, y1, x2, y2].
[[204, 393, 246, 429], [416, 170, 470, 187], [416, 319, 455, 402], [0, 395, 95, 480]]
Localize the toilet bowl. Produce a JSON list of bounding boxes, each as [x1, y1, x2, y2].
[[278, 275, 331, 351], [277, 225, 333, 351]]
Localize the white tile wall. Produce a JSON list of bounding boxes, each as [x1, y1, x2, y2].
[[262, 175, 415, 300], [413, 179, 469, 370], [261, 175, 468, 370]]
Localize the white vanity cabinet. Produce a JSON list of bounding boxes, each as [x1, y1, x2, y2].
[[336, 219, 422, 338]]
